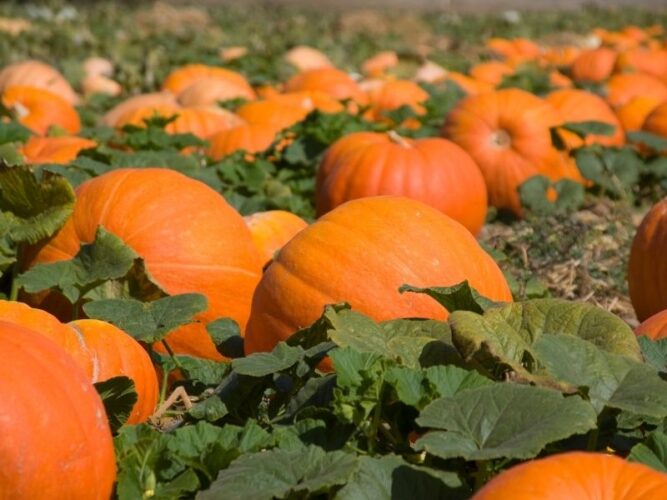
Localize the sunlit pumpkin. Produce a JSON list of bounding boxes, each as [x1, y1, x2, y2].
[[284, 46, 334, 72], [206, 122, 277, 161], [2, 85, 80, 135], [244, 210, 309, 267], [162, 63, 254, 99], [616, 96, 663, 132], [21, 136, 96, 164], [101, 92, 178, 127], [642, 101, 667, 139], [570, 47, 617, 84], [236, 99, 310, 134], [0, 59, 79, 104], [605, 73, 667, 109], [469, 61, 514, 86], [177, 77, 256, 107], [285, 67, 366, 103], [364, 80, 429, 125]]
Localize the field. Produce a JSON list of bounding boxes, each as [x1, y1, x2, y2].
[[2, 1, 667, 498]]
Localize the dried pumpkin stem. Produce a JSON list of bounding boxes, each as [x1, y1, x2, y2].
[[387, 130, 411, 148]]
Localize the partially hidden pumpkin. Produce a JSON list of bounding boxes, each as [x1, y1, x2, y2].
[[285, 67, 366, 103], [206, 122, 277, 161], [616, 96, 663, 132], [21, 136, 96, 165], [0, 59, 79, 104], [2, 85, 80, 135], [162, 63, 254, 99], [244, 196, 512, 364], [635, 309, 667, 340], [605, 73, 667, 109], [642, 101, 667, 139], [316, 131, 488, 234], [570, 47, 617, 84], [0, 322, 116, 499], [244, 210, 308, 268]]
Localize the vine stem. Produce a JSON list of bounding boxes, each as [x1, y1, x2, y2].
[[367, 378, 385, 456]]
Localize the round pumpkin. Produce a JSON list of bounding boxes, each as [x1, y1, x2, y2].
[[0, 59, 79, 104], [628, 198, 667, 322], [364, 80, 429, 125], [616, 48, 667, 81], [473, 452, 667, 499], [162, 63, 254, 98], [606, 73, 667, 109], [284, 46, 334, 72], [244, 196, 512, 360], [69, 319, 159, 424], [236, 99, 309, 134], [26, 168, 263, 360], [0, 322, 116, 498], [177, 77, 256, 107], [616, 96, 663, 132], [271, 90, 345, 114], [21, 136, 96, 165], [642, 101, 667, 139], [101, 92, 178, 127], [244, 210, 308, 267], [570, 47, 617, 84], [316, 131, 488, 234], [207, 122, 277, 161], [635, 309, 667, 340], [546, 89, 625, 148], [469, 61, 514, 86], [486, 37, 541, 63], [2, 85, 80, 135], [361, 51, 398, 77], [285, 67, 365, 103], [442, 88, 578, 215]]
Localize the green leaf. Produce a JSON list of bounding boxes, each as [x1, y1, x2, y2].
[[628, 431, 667, 472], [0, 122, 31, 145], [424, 365, 494, 398], [415, 383, 597, 460], [574, 146, 641, 196], [173, 356, 228, 386], [17, 226, 138, 302], [385, 366, 427, 407], [207, 318, 244, 358], [638, 336, 667, 372], [231, 343, 305, 377], [0, 164, 75, 244], [94, 376, 137, 433], [337, 454, 470, 500], [199, 446, 358, 500], [533, 334, 667, 416], [518, 175, 584, 215], [560, 120, 616, 138], [188, 397, 229, 422], [628, 131, 667, 152], [83, 293, 208, 343], [399, 281, 499, 314]]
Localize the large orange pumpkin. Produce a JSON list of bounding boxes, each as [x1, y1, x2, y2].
[[207, 122, 277, 161], [628, 198, 667, 322], [0, 59, 79, 104], [244, 210, 309, 268], [2, 85, 80, 135], [21, 136, 96, 165], [26, 168, 263, 360], [616, 96, 663, 132], [606, 73, 667, 109], [316, 131, 488, 234], [285, 67, 366, 103], [473, 452, 667, 499], [570, 47, 617, 84], [162, 63, 254, 98], [442, 88, 577, 215], [635, 309, 667, 340], [244, 196, 512, 359], [69, 319, 159, 424], [546, 89, 625, 148], [0, 322, 116, 498]]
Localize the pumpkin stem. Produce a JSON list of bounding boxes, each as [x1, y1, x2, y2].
[[490, 129, 511, 148], [387, 130, 412, 148]]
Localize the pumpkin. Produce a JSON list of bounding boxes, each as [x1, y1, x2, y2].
[[2, 85, 80, 135], [616, 48, 667, 80], [236, 99, 309, 134], [540, 46, 581, 67], [83, 57, 113, 78], [642, 101, 667, 139], [486, 37, 541, 62], [0, 59, 79, 104], [364, 80, 429, 125], [81, 74, 122, 97], [473, 452, 667, 499], [26, 168, 263, 360], [284, 46, 334, 72], [414, 61, 448, 84], [285, 67, 366, 103], [244, 210, 309, 267], [446, 71, 494, 95], [605, 73, 667, 109], [207, 122, 277, 161], [162, 63, 254, 98], [549, 70, 574, 89], [69, 319, 159, 424], [628, 198, 667, 321], [616, 96, 663, 132], [361, 51, 398, 77], [0, 300, 92, 377], [469, 61, 514, 86], [21, 136, 96, 165], [635, 309, 667, 340], [546, 89, 625, 148], [316, 131, 488, 234], [271, 90, 345, 114], [442, 88, 578, 215], [101, 92, 178, 127], [0, 322, 116, 498], [570, 47, 617, 84], [177, 77, 256, 107], [244, 196, 512, 362], [220, 46, 248, 62]]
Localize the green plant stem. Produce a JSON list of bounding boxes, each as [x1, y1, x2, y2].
[[367, 380, 385, 456]]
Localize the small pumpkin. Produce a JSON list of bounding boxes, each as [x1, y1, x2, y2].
[[21, 136, 96, 165], [0, 59, 79, 104], [244, 196, 512, 363], [162, 63, 254, 99], [486, 37, 541, 63], [364, 80, 429, 126], [283, 46, 334, 72], [244, 210, 309, 267], [469, 61, 514, 86], [177, 77, 256, 107], [628, 198, 667, 321], [473, 452, 667, 499], [361, 51, 399, 77], [616, 96, 663, 132], [206, 122, 277, 161], [570, 47, 617, 84], [2, 85, 80, 135], [285, 67, 366, 103], [605, 73, 667, 109], [642, 101, 667, 139], [0, 322, 116, 498], [236, 99, 309, 134], [101, 92, 178, 127], [316, 131, 488, 234]]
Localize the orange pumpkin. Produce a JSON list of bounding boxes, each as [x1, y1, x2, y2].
[[473, 452, 667, 499], [316, 131, 488, 234], [236, 99, 309, 134], [244, 196, 512, 361], [69, 319, 159, 424], [284, 46, 334, 72], [207, 122, 277, 161], [162, 63, 254, 98], [469, 61, 514, 86], [446, 71, 494, 95], [2, 85, 80, 135], [21, 136, 96, 165], [549, 70, 574, 89], [361, 51, 399, 77], [642, 101, 667, 139], [101, 92, 178, 127], [546, 89, 625, 148], [570, 47, 617, 84], [82, 74, 122, 97], [244, 210, 309, 267], [486, 38, 541, 63], [26, 168, 263, 360], [628, 198, 667, 321], [364, 80, 429, 125], [271, 90, 345, 114], [616, 48, 667, 80], [605, 73, 667, 109], [0, 59, 79, 104], [177, 77, 256, 107], [442, 88, 577, 215], [0, 322, 116, 498], [285, 67, 366, 103], [635, 309, 667, 340], [616, 96, 663, 132]]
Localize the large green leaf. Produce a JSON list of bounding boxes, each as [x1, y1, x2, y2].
[[199, 446, 358, 500], [638, 336, 667, 372], [399, 281, 498, 314], [231, 343, 305, 377], [415, 383, 596, 460], [628, 431, 667, 473], [17, 226, 138, 302]]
